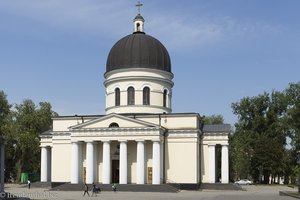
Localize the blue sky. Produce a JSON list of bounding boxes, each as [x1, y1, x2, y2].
[[0, 0, 299, 125]]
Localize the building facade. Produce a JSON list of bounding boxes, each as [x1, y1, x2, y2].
[[40, 9, 230, 189]]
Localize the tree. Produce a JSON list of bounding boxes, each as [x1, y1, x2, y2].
[[0, 91, 11, 135], [0, 92, 57, 182], [12, 100, 56, 181], [231, 90, 289, 183], [203, 114, 224, 124], [285, 82, 300, 150]]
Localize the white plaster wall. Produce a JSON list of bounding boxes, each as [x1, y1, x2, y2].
[[83, 118, 146, 128], [201, 143, 209, 183], [53, 120, 78, 132], [165, 138, 198, 183], [51, 143, 71, 182], [137, 115, 198, 129], [53, 118, 95, 131]]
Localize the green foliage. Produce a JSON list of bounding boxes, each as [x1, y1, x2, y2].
[[231, 82, 300, 183], [0, 91, 11, 135], [203, 114, 224, 124], [0, 90, 56, 182]]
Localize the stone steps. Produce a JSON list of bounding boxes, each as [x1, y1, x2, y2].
[[49, 183, 179, 193]]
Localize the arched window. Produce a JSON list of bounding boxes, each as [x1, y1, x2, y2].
[[127, 87, 135, 105], [163, 89, 168, 107], [109, 122, 119, 128], [143, 87, 150, 105], [115, 88, 120, 106], [136, 23, 140, 32]]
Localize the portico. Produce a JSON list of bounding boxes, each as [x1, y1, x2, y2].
[[70, 138, 163, 185], [66, 116, 164, 184]]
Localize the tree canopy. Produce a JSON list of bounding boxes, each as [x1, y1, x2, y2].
[[0, 90, 57, 182], [203, 114, 224, 124], [230, 82, 300, 184]]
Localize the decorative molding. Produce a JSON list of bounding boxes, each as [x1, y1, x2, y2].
[[104, 76, 174, 87], [167, 129, 201, 138], [105, 104, 171, 113], [104, 68, 174, 79]]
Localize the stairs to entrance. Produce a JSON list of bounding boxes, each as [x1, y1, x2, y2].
[[49, 183, 180, 193]]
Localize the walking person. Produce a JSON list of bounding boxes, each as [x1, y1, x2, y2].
[[112, 183, 117, 192], [27, 179, 31, 189], [83, 183, 90, 197], [91, 182, 97, 197]]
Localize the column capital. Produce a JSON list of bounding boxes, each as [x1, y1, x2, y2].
[[86, 141, 97, 144], [102, 140, 111, 143], [118, 140, 128, 143], [136, 139, 145, 142], [208, 143, 216, 147], [221, 144, 229, 147], [152, 139, 162, 143]]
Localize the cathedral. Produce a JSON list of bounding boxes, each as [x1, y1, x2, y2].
[[40, 4, 230, 189]]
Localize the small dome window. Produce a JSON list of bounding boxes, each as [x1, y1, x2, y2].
[[115, 88, 120, 106], [163, 89, 168, 107], [109, 122, 119, 128], [136, 23, 141, 32], [127, 87, 135, 105], [143, 87, 150, 105]]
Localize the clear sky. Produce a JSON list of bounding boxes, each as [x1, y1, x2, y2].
[[0, 0, 299, 125]]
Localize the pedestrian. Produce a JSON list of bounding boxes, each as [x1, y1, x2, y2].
[[91, 182, 97, 197], [83, 183, 90, 197], [27, 179, 31, 189], [112, 183, 117, 192]]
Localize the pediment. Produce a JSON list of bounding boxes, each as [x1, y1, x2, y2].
[[69, 113, 158, 130]]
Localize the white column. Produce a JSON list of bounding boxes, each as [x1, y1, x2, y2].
[[152, 140, 161, 185], [71, 142, 79, 184], [102, 141, 111, 184], [160, 141, 164, 183], [136, 140, 145, 184], [119, 141, 127, 184], [86, 142, 95, 184], [221, 145, 229, 184], [208, 144, 216, 183], [40, 146, 48, 182], [93, 143, 98, 183]]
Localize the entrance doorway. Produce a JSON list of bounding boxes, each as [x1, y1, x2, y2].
[[82, 167, 86, 183], [112, 160, 119, 183], [147, 167, 152, 184]]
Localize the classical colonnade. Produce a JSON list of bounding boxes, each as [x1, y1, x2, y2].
[[41, 140, 162, 185]]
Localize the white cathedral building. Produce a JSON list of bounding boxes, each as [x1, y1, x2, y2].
[[40, 7, 230, 190]]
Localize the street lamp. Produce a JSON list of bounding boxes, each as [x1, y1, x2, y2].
[[297, 150, 300, 195]]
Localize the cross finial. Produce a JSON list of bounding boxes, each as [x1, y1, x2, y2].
[[136, 0, 143, 15]]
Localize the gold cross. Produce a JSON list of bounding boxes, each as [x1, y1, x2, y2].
[[136, 0, 143, 15]]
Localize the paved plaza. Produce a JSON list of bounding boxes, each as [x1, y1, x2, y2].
[[2, 184, 298, 200]]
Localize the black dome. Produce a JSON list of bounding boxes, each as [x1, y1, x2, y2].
[[106, 32, 171, 73]]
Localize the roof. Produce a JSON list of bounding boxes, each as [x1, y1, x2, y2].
[[134, 14, 145, 21], [203, 124, 231, 132], [106, 32, 171, 73], [53, 112, 201, 119]]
